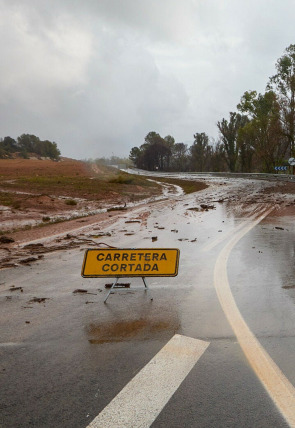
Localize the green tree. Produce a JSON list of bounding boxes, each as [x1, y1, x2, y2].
[[0, 136, 17, 158], [42, 140, 61, 160], [236, 126, 254, 172], [267, 44, 295, 155], [237, 91, 285, 172], [17, 134, 40, 154], [15, 134, 61, 159], [190, 132, 211, 171], [140, 132, 172, 171], [210, 141, 227, 172], [217, 112, 248, 172], [171, 143, 189, 171], [129, 147, 142, 166], [164, 135, 175, 149], [164, 135, 175, 170]]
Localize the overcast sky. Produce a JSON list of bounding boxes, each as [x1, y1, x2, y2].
[[1, 0, 295, 159]]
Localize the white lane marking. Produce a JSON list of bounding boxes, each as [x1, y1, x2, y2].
[[202, 206, 271, 252], [0, 342, 21, 347], [214, 207, 295, 427], [87, 334, 209, 428]]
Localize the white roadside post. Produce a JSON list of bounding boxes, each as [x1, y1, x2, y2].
[[288, 157, 295, 175]]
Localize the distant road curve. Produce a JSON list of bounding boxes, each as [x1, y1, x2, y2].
[[124, 168, 295, 183]]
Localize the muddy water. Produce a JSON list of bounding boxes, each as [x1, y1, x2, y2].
[[86, 315, 180, 344], [1, 175, 295, 428]]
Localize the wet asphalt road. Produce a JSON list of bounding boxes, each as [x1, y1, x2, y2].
[[1, 176, 295, 427]]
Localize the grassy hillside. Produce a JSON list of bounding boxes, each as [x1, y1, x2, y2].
[[0, 159, 161, 208]]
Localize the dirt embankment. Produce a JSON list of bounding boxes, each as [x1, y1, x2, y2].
[[2, 160, 295, 271], [0, 158, 162, 235], [0, 159, 209, 269]]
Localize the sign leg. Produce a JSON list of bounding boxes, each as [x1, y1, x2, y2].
[[142, 277, 153, 301], [104, 277, 119, 303]]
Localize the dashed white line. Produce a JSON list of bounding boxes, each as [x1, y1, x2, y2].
[[87, 334, 209, 428]]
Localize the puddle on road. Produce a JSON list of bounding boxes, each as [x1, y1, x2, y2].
[[86, 316, 180, 344]]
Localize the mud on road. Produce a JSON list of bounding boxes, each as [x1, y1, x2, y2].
[[0, 176, 294, 271], [1, 175, 295, 428]]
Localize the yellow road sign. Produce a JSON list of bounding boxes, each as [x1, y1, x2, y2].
[[81, 248, 180, 277]]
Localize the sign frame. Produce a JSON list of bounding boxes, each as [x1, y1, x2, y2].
[[81, 248, 180, 278]]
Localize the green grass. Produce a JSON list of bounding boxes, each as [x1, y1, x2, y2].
[[146, 176, 208, 194], [0, 173, 159, 199], [0, 191, 22, 209], [0, 192, 15, 206], [65, 199, 77, 206], [108, 175, 134, 184], [107, 206, 127, 212]]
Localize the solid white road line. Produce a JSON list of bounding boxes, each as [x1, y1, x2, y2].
[[214, 207, 295, 427], [87, 334, 209, 428]]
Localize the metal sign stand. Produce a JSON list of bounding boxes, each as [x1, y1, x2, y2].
[[104, 277, 153, 303]]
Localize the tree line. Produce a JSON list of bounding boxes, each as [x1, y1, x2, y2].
[[130, 44, 295, 173], [0, 134, 61, 160]]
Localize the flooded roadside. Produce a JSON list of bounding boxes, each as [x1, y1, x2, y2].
[[1, 175, 294, 271]]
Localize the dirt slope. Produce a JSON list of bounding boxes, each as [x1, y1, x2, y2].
[[0, 158, 160, 235]]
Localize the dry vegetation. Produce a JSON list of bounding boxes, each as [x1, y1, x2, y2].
[[0, 158, 159, 201], [0, 158, 161, 234], [146, 176, 208, 194]]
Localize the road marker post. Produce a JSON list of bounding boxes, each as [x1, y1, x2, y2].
[[288, 157, 295, 175], [81, 248, 180, 303]]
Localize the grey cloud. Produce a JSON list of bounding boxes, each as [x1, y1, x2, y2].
[[1, 0, 295, 158]]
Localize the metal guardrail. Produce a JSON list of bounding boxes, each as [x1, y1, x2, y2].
[[126, 168, 295, 183], [186, 171, 295, 182]]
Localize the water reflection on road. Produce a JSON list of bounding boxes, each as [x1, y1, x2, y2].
[[1, 173, 295, 428]]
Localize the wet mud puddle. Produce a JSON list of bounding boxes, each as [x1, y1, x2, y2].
[[86, 315, 180, 344]]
